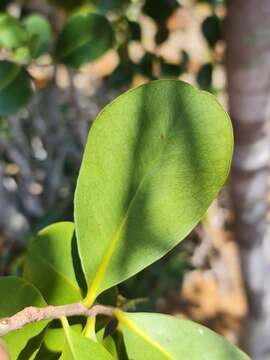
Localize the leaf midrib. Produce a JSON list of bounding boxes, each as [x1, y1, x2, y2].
[[116, 311, 174, 360]]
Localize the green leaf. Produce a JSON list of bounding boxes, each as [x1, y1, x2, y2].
[[0, 13, 28, 49], [97, 328, 119, 359], [24, 14, 52, 57], [143, 0, 179, 22], [155, 25, 169, 45], [202, 15, 222, 48], [196, 63, 213, 91], [109, 62, 134, 86], [160, 59, 181, 78], [0, 277, 48, 360], [0, 61, 32, 116], [24, 222, 82, 305], [44, 325, 82, 353], [97, 0, 130, 12], [137, 52, 155, 78], [55, 12, 114, 68], [75, 79, 233, 306], [116, 311, 250, 360], [60, 324, 114, 359]]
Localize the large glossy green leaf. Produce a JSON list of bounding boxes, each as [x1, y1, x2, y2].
[[0, 60, 32, 116], [0, 277, 48, 359], [115, 311, 250, 360], [60, 325, 114, 359], [75, 80, 233, 306], [55, 12, 114, 68], [24, 222, 82, 305]]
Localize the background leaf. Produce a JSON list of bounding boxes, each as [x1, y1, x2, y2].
[[0, 61, 32, 116], [116, 311, 250, 360], [0, 13, 28, 49], [196, 63, 213, 91], [75, 80, 233, 306], [24, 222, 82, 305], [142, 0, 179, 23], [0, 277, 48, 359], [55, 12, 114, 68], [201, 15, 222, 48], [24, 14, 52, 58]]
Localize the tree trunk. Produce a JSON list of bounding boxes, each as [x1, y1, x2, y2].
[[226, 1, 270, 358]]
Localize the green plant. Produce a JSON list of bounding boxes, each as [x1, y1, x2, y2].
[[0, 3, 115, 116], [0, 79, 249, 359]]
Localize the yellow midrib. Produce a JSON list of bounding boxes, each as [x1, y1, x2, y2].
[[61, 317, 76, 359], [115, 310, 174, 360], [83, 211, 128, 307]]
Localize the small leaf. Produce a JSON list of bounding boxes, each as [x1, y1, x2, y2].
[[143, 0, 179, 22], [75, 80, 233, 306], [24, 14, 52, 57], [202, 15, 222, 48], [0, 60, 32, 116], [109, 62, 134, 86], [160, 59, 180, 78], [196, 62, 213, 91], [55, 12, 114, 68], [24, 222, 82, 305], [179, 50, 189, 74], [0, 13, 28, 49], [60, 325, 114, 359], [0, 277, 48, 359], [155, 26, 169, 45], [138, 52, 155, 78], [116, 311, 250, 360]]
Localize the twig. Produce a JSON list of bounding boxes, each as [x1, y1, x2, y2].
[[0, 302, 114, 337]]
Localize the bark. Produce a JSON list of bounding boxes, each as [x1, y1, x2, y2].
[[226, 1, 270, 358]]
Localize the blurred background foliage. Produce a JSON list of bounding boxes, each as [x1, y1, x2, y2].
[[0, 0, 247, 349]]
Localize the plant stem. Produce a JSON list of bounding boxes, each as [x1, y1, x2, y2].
[[0, 303, 114, 337]]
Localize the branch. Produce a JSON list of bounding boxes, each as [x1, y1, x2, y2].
[[0, 302, 114, 337]]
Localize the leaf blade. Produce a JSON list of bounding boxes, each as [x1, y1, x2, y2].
[[75, 80, 233, 305], [116, 311, 250, 360], [0, 277, 48, 359], [60, 324, 114, 360], [24, 222, 82, 305]]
